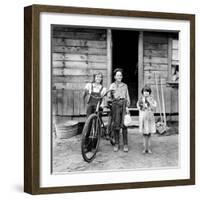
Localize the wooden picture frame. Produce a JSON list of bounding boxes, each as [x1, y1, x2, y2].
[[24, 4, 195, 194]]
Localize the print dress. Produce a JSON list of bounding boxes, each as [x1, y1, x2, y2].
[[137, 95, 157, 135]]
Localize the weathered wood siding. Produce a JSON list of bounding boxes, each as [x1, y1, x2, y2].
[[170, 38, 179, 114], [52, 26, 107, 116], [172, 39, 179, 65], [143, 32, 179, 114]]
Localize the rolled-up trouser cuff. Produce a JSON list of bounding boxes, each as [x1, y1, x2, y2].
[[114, 130, 120, 144], [122, 128, 128, 145]]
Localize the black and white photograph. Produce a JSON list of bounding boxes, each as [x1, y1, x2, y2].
[[51, 25, 180, 173], [23, 4, 195, 194]]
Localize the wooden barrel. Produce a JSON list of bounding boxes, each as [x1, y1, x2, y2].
[[56, 120, 78, 139]]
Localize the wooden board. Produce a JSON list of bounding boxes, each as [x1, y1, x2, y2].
[[53, 75, 107, 84], [57, 89, 63, 115], [52, 26, 106, 34], [53, 83, 85, 90], [73, 90, 80, 115], [52, 61, 107, 69], [53, 53, 107, 63], [53, 68, 107, 76], [52, 90, 57, 115], [53, 81, 108, 90], [171, 87, 179, 113], [63, 90, 74, 115], [144, 63, 168, 71], [144, 49, 168, 58], [172, 39, 179, 49], [52, 38, 107, 49], [52, 46, 107, 55], [138, 31, 144, 101], [143, 35, 168, 44], [53, 31, 106, 41], [172, 49, 178, 61], [79, 91, 86, 115], [52, 75, 93, 83], [54, 89, 88, 116], [107, 29, 112, 88], [144, 70, 168, 85], [144, 42, 168, 50], [53, 53, 87, 61], [143, 56, 168, 64], [172, 60, 179, 65]]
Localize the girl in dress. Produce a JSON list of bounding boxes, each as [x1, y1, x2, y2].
[[137, 86, 157, 154]]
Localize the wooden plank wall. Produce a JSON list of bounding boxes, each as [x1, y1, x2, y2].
[[172, 39, 179, 65], [143, 32, 178, 114], [52, 26, 107, 116], [171, 38, 179, 113]]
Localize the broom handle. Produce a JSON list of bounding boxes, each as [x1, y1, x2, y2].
[[160, 77, 167, 126], [155, 74, 163, 121]]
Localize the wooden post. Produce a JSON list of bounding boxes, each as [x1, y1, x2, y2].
[[168, 37, 172, 120], [107, 29, 112, 88], [138, 31, 144, 99], [168, 37, 172, 80]]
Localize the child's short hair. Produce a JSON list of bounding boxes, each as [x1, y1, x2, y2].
[[92, 72, 103, 85], [141, 85, 152, 94], [113, 68, 123, 76]]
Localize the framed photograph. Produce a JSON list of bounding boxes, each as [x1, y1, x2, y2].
[[24, 4, 195, 194]]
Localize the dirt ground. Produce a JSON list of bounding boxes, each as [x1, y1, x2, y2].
[[52, 126, 178, 173]]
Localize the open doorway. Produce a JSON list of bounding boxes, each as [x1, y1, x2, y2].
[[112, 30, 139, 108]]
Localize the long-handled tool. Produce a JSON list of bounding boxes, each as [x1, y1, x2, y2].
[[155, 73, 163, 122], [155, 74, 166, 134], [160, 77, 167, 127]]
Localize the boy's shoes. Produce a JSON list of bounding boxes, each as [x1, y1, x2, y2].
[[123, 145, 129, 152], [114, 144, 119, 152], [105, 134, 110, 140]]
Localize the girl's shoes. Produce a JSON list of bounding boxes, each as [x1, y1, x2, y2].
[[142, 149, 147, 154], [142, 149, 152, 154], [148, 149, 152, 154]]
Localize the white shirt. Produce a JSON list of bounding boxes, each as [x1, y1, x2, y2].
[[85, 82, 106, 96], [84, 83, 107, 107]]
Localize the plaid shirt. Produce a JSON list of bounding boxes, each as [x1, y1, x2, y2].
[[109, 82, 130, 106]]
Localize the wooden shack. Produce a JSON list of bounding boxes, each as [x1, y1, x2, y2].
[[52, 25, 179, 121]]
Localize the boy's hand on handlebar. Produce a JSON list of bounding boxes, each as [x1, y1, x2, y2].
[[126, 107, 130, 114]]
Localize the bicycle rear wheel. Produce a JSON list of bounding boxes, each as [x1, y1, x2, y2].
[[81, 114, 101, 162]]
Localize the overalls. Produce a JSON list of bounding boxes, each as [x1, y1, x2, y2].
[[86, 84, 103, 118]]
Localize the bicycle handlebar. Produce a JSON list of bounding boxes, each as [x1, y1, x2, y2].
[[89, 89, 114, 100]]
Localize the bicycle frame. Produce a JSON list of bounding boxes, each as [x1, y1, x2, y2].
[[81, 90, 114, 162]]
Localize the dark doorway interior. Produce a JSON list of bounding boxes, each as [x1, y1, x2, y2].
[[112, 30, 139, 108]]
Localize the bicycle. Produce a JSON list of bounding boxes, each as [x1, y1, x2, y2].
[[81, 90, 115, 163]]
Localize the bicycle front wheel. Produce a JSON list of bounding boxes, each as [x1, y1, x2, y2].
[[81, 114, 101, 162]]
